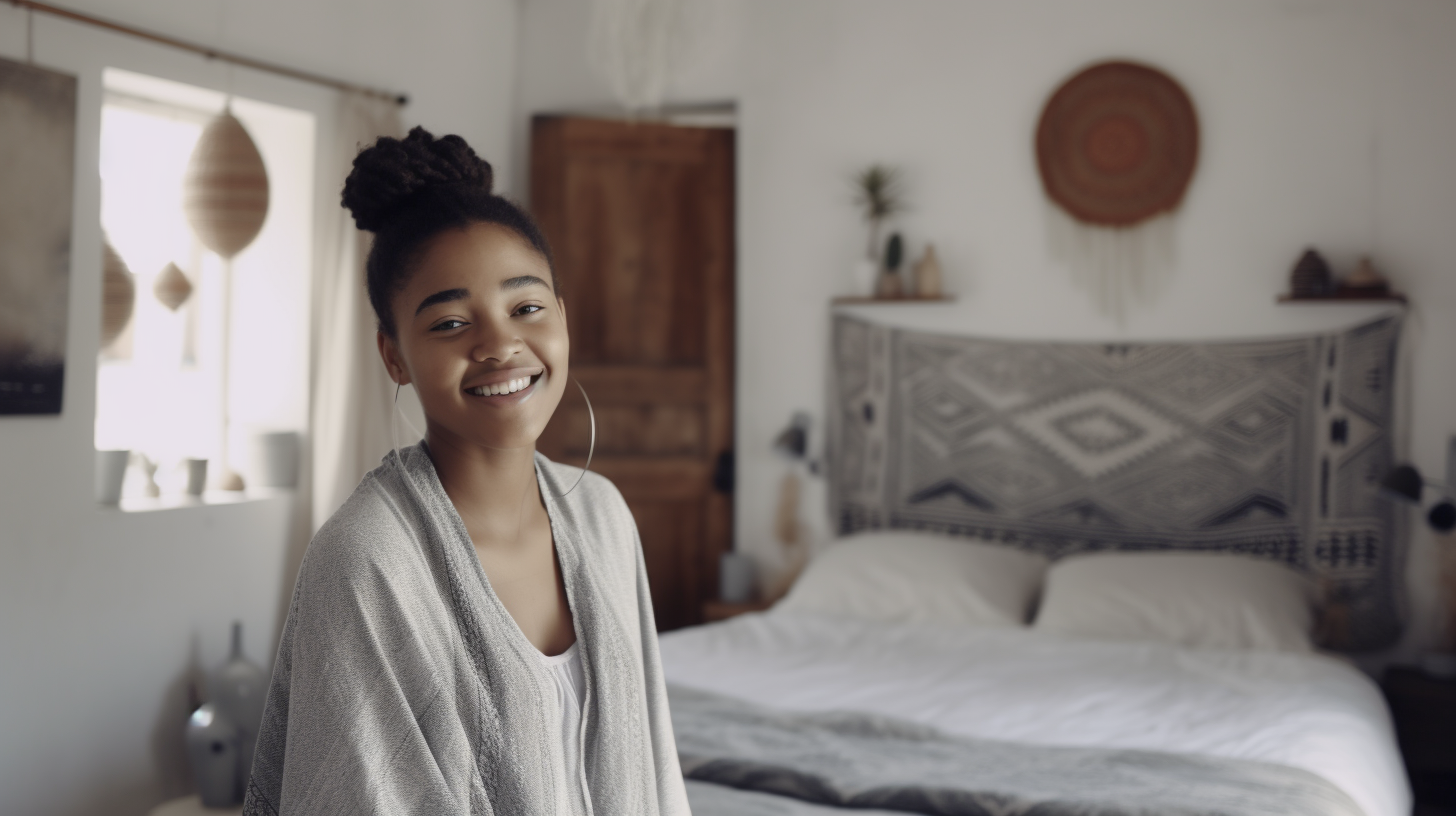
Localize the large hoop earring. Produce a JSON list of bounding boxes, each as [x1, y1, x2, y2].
[[390, 381, 404, 461], [557, 378, 596, 497]]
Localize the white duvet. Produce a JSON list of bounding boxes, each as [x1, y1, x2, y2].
[[659, 611, 1410, 816]]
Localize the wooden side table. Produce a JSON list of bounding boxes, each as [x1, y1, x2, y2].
[[1383, 665, 1456, 813], [701, 599, 772, 623]]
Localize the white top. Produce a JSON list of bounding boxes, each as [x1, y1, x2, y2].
[[538, 641, 590, 816]]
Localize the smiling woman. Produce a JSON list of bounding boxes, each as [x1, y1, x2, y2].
[[243, 128, 690, 816]]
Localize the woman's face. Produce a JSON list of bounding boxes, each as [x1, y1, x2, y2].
[[378, 222, 568, 454]]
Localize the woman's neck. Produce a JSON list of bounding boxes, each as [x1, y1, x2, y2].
[[424, 425, 542, 548]]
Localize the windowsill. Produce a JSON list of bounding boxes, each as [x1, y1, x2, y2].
[[112, 487, 294, 513]]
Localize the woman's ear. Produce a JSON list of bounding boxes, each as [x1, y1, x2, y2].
[[376, 331, 411, 386]]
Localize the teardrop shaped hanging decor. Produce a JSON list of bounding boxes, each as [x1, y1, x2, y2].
[[183, 111, 269, 259], [154, 261, 193, 311], [101, 241, 135, 347]]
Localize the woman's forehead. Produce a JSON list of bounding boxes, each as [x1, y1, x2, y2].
[[410, 222, 552, 294]]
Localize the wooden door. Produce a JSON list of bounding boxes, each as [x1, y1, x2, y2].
[[530, 116, 734, 632]]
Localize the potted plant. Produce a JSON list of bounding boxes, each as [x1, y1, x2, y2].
[[850, 165, 905, 295]]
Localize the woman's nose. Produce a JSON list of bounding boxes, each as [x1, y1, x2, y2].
[[470, 317, 521, 363]]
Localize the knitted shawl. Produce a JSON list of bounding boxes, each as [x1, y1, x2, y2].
[[243, 443, 690, 815]]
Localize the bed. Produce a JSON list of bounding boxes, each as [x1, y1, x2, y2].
[[661, 609, 1408, 816], [658, 314, 1410, 816]]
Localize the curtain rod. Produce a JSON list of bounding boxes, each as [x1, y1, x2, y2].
[[10, 0, 409, 105]]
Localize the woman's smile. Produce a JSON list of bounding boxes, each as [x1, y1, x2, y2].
[[463, 369, 545, 402]]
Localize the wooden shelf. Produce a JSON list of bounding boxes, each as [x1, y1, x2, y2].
[[1277, 291, 1407, 304], [832, 295, 955, 305]]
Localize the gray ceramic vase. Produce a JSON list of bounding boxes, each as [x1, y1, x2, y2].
[[212, 621, 268, 801]]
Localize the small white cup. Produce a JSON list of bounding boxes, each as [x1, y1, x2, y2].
[[184, 458, 208, 496], [248, 431, 299, 489], [95, 449, 130, 505]]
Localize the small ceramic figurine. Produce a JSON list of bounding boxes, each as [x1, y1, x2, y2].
[[131, 452, 161, 498], [913, 244, 943, 299], [1341, 256, 1390, 294]]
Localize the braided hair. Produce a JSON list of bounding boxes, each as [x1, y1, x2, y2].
[[341, 126, 555, 337]]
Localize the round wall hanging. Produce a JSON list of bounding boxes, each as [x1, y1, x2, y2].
[[1035, 61, 1198, 227]]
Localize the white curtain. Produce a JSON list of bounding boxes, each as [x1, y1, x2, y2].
[[309, 92, 403, 530]]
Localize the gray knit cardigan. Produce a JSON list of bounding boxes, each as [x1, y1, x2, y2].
[[242, 443, 690, 815]]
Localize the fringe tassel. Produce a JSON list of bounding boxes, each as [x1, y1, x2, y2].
[[1046, 203, 1176, 324]]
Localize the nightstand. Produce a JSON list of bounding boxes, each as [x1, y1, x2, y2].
[[1383, 665, 1456, 813], [701, 599, 772, 623]]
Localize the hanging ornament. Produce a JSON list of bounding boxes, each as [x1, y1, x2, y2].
[[182, 107, 269, 491], [153, 261, 193, 311], [101, 241, 135, 347], [183, 110, 269, 258], [588, 0, 706, 113], [1036, 61, 1199, 321]]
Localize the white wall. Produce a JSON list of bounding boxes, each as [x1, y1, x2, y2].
[[517, 0, 1456, 662], [0, 2, 518, 814]]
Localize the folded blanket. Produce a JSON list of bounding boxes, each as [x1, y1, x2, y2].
[[669, 685, 1365, 816]]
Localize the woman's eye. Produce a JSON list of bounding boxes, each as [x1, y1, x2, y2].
[[431, 319, 467, 331], [515, 304, 544, 316]]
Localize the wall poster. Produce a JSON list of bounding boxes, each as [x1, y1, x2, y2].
[[0, 56, 76, 415]]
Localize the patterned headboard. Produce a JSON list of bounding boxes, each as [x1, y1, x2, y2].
[[829, 314, 1404, 651]]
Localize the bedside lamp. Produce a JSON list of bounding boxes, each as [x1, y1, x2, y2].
[[773, 411, 820, 474], [1381, 454, 1456, 534], [1382, 439, 1456, 679]]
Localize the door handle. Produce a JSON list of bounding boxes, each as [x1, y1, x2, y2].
[[712, 450, 734, 494]]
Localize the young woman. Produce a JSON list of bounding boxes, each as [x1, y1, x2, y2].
[[244, 128, 689, 816]]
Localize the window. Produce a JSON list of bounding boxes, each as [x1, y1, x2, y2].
[[95, 69, 314, 502]]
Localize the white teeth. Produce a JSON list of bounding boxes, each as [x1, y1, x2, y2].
[[471, 377, 534, 397]]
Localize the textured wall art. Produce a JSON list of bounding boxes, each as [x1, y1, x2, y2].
[[1036, 61, 1199, 321], [829, 314, 1403, 651], [0, 56, 76, 415]]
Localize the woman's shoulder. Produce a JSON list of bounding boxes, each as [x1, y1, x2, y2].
[[305, 454, 427, 581]]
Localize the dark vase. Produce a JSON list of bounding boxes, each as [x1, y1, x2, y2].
[[1289, 248, 1333, 298], [184, 703, 238, 807], [211, 621, 268, 801]]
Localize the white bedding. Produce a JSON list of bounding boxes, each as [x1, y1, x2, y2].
[[660, 611, 1410, 816]]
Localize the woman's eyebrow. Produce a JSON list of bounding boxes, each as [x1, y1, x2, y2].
[[501, 274, 550, 291], [415, 288, 469, 316]]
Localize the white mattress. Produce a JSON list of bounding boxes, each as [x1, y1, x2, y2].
[[660, 611, 1410, 816]]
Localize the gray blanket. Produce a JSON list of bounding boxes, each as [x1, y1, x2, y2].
[[670, 685, 1365, 816], [243, 443, 690, 815]]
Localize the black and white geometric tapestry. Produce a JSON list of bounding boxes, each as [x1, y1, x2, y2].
[[829, 314, 1404, 651]]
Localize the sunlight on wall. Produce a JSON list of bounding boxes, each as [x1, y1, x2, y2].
[[95, 69, 314, 495]]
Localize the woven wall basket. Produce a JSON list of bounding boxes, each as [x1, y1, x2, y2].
[[1035, 61, 1199, 227], [101, 241, 134, 347], [183, 112, 270, 259]]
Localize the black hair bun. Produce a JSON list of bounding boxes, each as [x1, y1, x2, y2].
[[341, 126, 494, 232]]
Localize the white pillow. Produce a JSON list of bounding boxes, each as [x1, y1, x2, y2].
[[1032, 551, 1316, 652], [776, 531, 1048, 627]]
